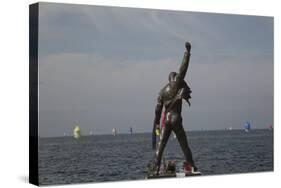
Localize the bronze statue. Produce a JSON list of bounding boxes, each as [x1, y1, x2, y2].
[[151, 42, 197, 175]]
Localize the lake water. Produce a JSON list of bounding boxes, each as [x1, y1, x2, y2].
[[39, 129, 273, 185]]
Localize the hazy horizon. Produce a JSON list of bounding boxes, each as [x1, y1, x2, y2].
[[39, 128, 273, 138], [38, 3, 273, 137]]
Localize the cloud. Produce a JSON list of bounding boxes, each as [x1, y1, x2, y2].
[[38, 50, 273, 136], [38, 52, 178, 136], [37, 3, 273, 136]]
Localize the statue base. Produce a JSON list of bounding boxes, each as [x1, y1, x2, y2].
[[146, 160, 201, 179]]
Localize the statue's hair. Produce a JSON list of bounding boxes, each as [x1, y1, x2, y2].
[[168, 72, 177, 82]]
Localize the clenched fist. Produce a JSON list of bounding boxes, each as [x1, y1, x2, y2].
[[185, 42, 191, 52]]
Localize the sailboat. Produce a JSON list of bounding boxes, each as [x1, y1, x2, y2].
[[112, 128, 117, 136], [244, 121, 251, 132], [73, 125, 81, 139], [129, 127, 133, 134]]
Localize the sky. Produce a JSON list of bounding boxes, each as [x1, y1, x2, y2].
[[38, 2, 273, 137]]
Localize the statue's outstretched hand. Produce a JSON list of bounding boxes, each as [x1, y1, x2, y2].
[[185, 41, 191, 53]]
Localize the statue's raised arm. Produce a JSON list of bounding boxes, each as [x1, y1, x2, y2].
[[176, 42, 191, 82]]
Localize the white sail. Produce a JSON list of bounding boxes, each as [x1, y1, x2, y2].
[[112, 128, 117, 136], [73, 125, 81, 139]]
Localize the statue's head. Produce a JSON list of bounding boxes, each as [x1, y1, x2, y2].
[[168, 72, 178, 82]]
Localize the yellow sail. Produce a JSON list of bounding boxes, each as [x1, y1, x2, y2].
[[73, 125, 81, 139]]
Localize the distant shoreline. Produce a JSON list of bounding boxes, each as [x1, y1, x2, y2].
[[38, 128, 272, 139]]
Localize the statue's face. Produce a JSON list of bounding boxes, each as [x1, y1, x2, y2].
[[168, 72, 177, 82]]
